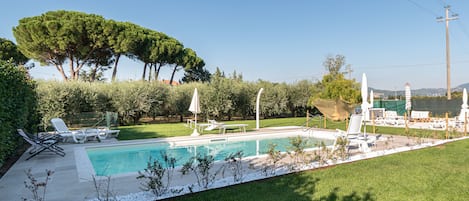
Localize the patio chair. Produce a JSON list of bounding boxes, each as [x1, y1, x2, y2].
[[336, 114, 363, 139], [383, 111, 405, 126], [336, 114, 372, 153], [203, 120, 225, 131], [17, 129, 65, 160], [50, 118, 101, 143]]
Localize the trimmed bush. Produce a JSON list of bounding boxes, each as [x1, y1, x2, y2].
[[0, 61, 37, 166]]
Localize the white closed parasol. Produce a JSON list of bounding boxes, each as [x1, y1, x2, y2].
[[189, 88, 201, 136]]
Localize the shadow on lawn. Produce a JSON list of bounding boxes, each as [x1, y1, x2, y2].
[[168, 172, 376, 201], [285, 173, 376, 201], [320, 187, 375, 201]]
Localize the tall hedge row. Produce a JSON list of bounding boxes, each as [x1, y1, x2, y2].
[[0, 61, 37, 166], [36, 78, 315, 130]]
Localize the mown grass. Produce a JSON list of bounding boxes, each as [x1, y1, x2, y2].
[[117, 117, 307, 140], [118, 117, 454, 140], [169, 139, 469, 201], [116, 117, 466, 200]]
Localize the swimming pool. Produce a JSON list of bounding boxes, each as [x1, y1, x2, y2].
[[86, 132, 334, 176]]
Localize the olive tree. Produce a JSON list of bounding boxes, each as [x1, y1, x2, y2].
[[256, 80, 289, 118], [287, 80, 314, 117], [203, 69, 235, 120]]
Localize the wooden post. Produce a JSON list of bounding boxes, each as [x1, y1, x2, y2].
[[306, 110, 309, 128], [346, 116, 349, 131], [323, 115, 327, 129], [404, 113, 408, 134], [465, 112, 467, 136], [445, 112, 449, 139]]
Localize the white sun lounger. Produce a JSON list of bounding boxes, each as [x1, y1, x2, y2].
[[51, 118, 104, 143], [220, 124, 248, 134], [201, 120, 248, 134]]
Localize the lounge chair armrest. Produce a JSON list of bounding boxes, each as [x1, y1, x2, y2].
[[335, 129, 346, 137]]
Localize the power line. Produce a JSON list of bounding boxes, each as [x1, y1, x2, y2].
[[453, 17, 469, 41], [407, 0, 439, 17], [437, 0, 447, 7], [438, 4, 469, 62], [359, 62, 444, 70], [357, 59, 469, 70]]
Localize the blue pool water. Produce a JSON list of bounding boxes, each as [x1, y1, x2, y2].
[[87, 135, 333, 176]]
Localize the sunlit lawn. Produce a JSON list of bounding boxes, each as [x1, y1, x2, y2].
[[116, 117, 466, 200], [170, 139, 469, 201], [118, 117, 451, 140], [117, 117, 308, 140]]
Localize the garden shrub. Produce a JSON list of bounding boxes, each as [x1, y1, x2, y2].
[[0, 61, 37, 166], [34, 78, 315, 128]]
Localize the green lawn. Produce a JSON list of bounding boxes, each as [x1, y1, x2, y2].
[[117, 117, 452, 140], [170, 139, 469, 201], [117, 117, 308, 140], [115, 117, 466, 200]]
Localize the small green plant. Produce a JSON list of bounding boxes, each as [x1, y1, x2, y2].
[[332, 137, 349, 161], [92, 175, 116, 201], [262, 143, 284, 176], [286, 136, 308, 170], [181, 153, 222, 189], [22, 168, 54, 201], [223, 151, 245, 183], [137, 152, 181, 197], [313, 141, 331, 166]]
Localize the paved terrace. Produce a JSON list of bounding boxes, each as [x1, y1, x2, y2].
[[0, 127, 444, 201]]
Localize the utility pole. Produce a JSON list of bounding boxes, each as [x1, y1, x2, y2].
[[437, 5, 458, 100]]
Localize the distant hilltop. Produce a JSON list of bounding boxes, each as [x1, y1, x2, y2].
[[371, 83, 469, 98]]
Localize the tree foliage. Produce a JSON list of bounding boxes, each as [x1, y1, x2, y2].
[[0, 61, 37, 166], [35, 77, 316, 128], [319, 74, 360, 104], [323, 54, 346, 79], [13, 10, 109, 80], [181, 65, 211, 83], [13, 10, 208, 82], [312, 55, 360, 104], [0, 38, 29, 66]]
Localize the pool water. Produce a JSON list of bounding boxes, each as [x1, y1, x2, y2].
[[87, 135, 333, 176]]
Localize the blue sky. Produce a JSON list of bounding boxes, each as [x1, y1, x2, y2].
[[2, 0, 469, 90]]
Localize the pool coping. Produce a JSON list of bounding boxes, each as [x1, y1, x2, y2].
[[76, 128, 337, 182]]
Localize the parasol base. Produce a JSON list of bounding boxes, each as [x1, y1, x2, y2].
[[191, 128, 200, 136]]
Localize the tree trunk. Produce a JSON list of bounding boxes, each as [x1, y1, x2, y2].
[[90, 64, 98, 82], [75, 60, 85, 80], [142, 63, 148, 80], [154, 63, 162, 81], [169, 65, 179, 86], [54, 64, 68, 81], [69, 57, 75, 80], [111, 54, 121, 82], [148, 63, 153, 81]]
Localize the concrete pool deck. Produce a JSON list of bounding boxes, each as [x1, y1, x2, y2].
[[0, 127, 452, 201]]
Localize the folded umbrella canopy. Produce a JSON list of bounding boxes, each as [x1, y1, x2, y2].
[[189, 88, 201, 136]]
